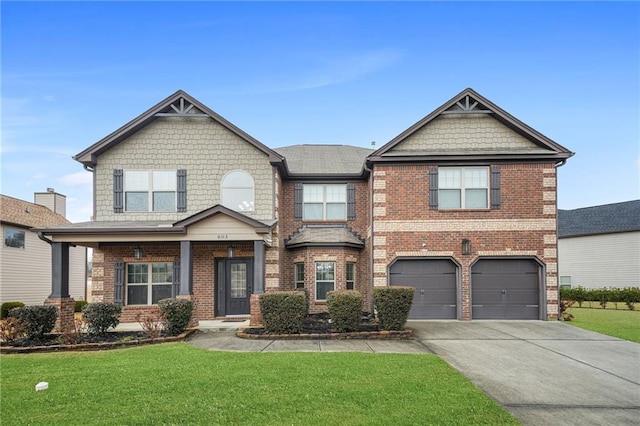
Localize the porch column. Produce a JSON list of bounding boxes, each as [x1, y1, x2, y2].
[[179, 240, 193, 295], [253, 240, 265, 294], [50, 242, 70, 298]]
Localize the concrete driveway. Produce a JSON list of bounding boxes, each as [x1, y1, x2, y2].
[[409, 321, 640, 426]]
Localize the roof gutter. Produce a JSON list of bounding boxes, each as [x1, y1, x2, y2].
[[38, 232, 53, 244]]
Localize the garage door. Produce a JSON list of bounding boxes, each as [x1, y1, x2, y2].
[[471, 259, 540, 320], [389, 259, 457, 319]]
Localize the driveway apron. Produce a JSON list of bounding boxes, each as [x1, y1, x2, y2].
[[409, 321, 640, 426]]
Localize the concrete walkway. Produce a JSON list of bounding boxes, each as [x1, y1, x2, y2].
[[410, 321, 640, 426]]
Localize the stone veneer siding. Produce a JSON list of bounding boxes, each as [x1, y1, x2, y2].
[[372, 163, 559, 320], [94, 117, 274, 222]]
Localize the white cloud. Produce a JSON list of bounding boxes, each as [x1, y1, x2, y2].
[[59, 171, 93, 186]]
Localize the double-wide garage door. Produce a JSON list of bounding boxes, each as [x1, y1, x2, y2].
[[390, 258, 541, 320], [390, 259, 457, 319]]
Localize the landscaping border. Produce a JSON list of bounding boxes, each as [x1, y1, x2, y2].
[[236, 328, 413, 340]]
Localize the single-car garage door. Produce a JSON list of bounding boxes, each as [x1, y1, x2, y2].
[[471, 259, 540, 320], [389, 259, 457, 319]]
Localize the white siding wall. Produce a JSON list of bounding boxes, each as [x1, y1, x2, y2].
[[558, 232, 640, 289], [0, 225, 86, 305]]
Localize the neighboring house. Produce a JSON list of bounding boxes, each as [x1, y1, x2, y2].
[[36, 88, 573, 325], [558, 200, 640, 289], [0, 191, 86, 306]]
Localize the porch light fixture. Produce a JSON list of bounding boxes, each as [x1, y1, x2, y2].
[[227, 245, 234, 258], [462, 239, 472, 255], [134, 247, 144, 260]]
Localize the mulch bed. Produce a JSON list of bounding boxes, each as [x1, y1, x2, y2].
[[237, 313, 413, 340], [0, 330, 196, 354]]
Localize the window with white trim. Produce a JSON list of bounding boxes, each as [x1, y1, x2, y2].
[[438, 167, 489, 209], [295, 263, 305, 289], [304, 184, 346, 220], [126, 263, 173, 305], [4, 228, 25, 249], [125, 170, 176, 212], [346, 263, 355, 290], [222, 170, 254, 212], [559, 276, 572, 289], [315, 262, 335, 301]]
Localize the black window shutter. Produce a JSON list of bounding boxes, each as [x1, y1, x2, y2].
[[294, 183, 303, 220], [177, 169, 187, 212], [173, 261, 181, 297], [428, 167, 439, 210], [114, 262, 124, 306], [490, 166, 501, 209], [347, 183, 356, 220], [114, 169, 123, 213]]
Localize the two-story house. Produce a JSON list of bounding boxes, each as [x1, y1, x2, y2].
[[37, 88, 572, 328]]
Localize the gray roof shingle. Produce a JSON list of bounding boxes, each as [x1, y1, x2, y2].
[[285, 225, 365, 248], [558, 200, 640, 238], [275, 145, 373, 176]]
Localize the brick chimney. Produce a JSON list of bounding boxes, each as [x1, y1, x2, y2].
[[34, 188, 66, 218]]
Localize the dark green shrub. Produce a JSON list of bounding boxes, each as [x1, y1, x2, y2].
[[9, 305, 57, 339], [82, 302, 121, 335], [620, 287, 640, 310], [373, 286, 414, 331], [1, 301, 25, 319], [327, 290, 363, 332], [294, 287, 311, 316], [158, 298, 193, 335], [74, 300, 88, 313], [259, 292, 307, 334], [592, 288, 612, 309]]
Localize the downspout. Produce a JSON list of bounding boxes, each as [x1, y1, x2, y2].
[[363, 161, 375, 314], [38, 232, 53, 245], [553, 158, 567, 319], [83, 164, 96, 221]]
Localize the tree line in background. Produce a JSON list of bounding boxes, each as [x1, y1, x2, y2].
[[560, 286, 640, 311]]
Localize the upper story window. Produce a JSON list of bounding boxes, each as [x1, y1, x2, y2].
[[4, 228, 25, 249], [438, 167, 489, 209], [303, 184, 346, 220], [125, 170, 176, 212], [222, 170, 254, 212]]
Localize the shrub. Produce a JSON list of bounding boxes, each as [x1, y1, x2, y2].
[[158, 298, 193, 335], [559, 299, 574, 321], [294, 287, 311, 316], [259, 292, 307, 334], [1, 302, 25, 319], [327, 290, 363, 332], [592, 288, 612, 309], [373, 286, 414, 331], [620, 287, 640, 310], [0, 317, 25, 343], [136, 311, 165, 339], [74, 300, 89, 313], [8, 305, 57, 339], [82, 302, 121, 335]]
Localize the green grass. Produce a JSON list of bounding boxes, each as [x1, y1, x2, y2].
[[1, 343, 519, 425], [567, 307, 640, 343]]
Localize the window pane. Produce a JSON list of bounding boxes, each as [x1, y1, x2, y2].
[[325, 185, 346, 202], [346, 264, 355, 281], [125, 171, 149, 191], [153, 192, 176, 211], [152, 171, 176, 191], [152, 285, 173, 304], [127, 264, 148, 284], [439, 168, 461, 188], [222, 188, 254, 212], [438, 189, 461, 208], [303, 185, 323, 202], [127, 285, 148, 305], [465, 168, 488, 188], [326, 203, 346, 220], [304, 203, 323, 220], [223, 171, 253, 188], [126, 192, 148, 211], [465, 189, 488, 208], [4, 229, 25, 248], [152, 263, 172, 283], [295, 263, 305, 281], [316, 262, 335, 281], [316, 282, 334, 300], [230, 263, 247, 298]]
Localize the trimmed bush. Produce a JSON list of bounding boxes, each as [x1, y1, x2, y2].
[[259, 292, 307, 334], [158, 298, 193, 335], [373, 286, 414, 331], [294, 287, 311, 316], [621, 287, 640, 310], [9, 305, 57, 339], [82, 302, 121, 335], [327, 290, 363, 332], [74, 300, 89, 313], [1, 301, 25, 319]]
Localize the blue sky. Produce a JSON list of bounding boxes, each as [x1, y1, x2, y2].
[[2, 1, 639, 223]]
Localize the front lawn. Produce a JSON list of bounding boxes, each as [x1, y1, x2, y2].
[[567, 307, 640, 343], [1, 343, 519, 425]]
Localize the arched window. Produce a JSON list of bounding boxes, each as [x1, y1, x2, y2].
[[222, 170, 254, 212]]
